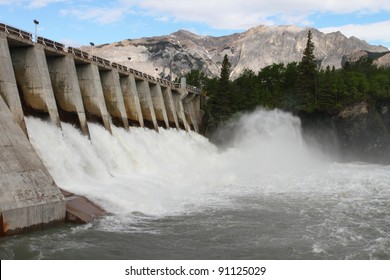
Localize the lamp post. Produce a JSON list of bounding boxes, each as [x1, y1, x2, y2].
[[90, 42, 94, 59], [33, 19, 39, 42]]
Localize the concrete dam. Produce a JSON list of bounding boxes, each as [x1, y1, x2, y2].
[[0, 23, 202, 236]]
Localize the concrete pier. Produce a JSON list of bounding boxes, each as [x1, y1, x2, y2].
[[0, 35, 26, 135], [136, 79, 158, 130], [99, 69, 129, 130], [149, 83, 169, 128], [172, 89, 190, 131], [120, 74, 144, 127], [161, 87, 180, 129], [46, 55, 90, 136], [76, 63, 112, 133], [183, 93, 199, 132], [10, 44, 61, 128], [0, 95, 65, 236]]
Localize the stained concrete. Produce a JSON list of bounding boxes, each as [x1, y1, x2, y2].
[[9, 44, 61, 128], [0, 34, 27, 135], [120, 74, 144, 127], [136, 79, 158, 130], [149, 83, 169, 128], [0, 95, 65, 236], [76, 63, 112, 133], [46, 55, 90, 137], [172, 89, 190, 131], [99, 69, 129, 130], [183, 93, 199, 132], [161, 86, 179, 129]]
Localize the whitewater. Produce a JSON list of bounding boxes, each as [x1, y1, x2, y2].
[[1, 108, 389, 259]]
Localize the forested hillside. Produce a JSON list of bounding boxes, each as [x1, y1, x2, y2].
[[185, 31, 390, 135]]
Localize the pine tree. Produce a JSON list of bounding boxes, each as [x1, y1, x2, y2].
[[297, 30, 318, 111], [206, 54, 233, 129]]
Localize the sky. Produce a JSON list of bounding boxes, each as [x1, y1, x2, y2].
[[0, 0, 390, 49]]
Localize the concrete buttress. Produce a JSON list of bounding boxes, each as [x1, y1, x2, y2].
[[0, 34, 27, 135], [9, 44, 61, 128], [182, 93, 199, 132], [46, 55, 90, 137], [0, 94, 65, 236], [99, 69, 129, 130], [161, 86, 179, 129], [136, 79, 158, 131], [149, 83, 169, 128], [75, 63, 112, 133], [120, 74, 144, 127], [172, 89, 190, 131]]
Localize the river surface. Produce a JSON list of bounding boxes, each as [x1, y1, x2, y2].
[[1, 109, 389, 259]]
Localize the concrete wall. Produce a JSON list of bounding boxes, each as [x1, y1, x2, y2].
[[10, 44, 61, 128], [120, 74, 144, 127], [149, 83, 169, 128], [0, 94, 65, 236], [136, 79, 158, 130], [75, 63, 112, 133], [161, 86, 179, 129], [46, 55, 90, 136], [172, 89, 190, 131], [0, 35, 26, 135], [182, 92, 199, 132], [99, 69, 129, 130]]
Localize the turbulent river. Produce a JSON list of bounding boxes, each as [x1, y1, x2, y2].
[[1, 109, 389, 259]]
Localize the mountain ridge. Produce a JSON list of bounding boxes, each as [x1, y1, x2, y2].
[[90, 25, 389, 80]]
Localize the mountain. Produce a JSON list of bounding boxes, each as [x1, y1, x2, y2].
[[90, 25, 389, 80]]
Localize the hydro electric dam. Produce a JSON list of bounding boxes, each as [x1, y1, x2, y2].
[[0, 23, 202, 236]]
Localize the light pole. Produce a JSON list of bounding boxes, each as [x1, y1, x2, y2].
[[90, 42, 94, 59], [33, 19, 39, 42], [89, 42, 95, 55]]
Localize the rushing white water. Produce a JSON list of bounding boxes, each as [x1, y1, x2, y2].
[[25, 109, 390, 216], [13, 108, 390, 259]]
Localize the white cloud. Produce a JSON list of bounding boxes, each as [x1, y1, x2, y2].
[[28, 0, 66, 8], [320, 21, 390, 47], [0, 0, 65, 8], [51, 0, 390, 29], [134, 0, 390, 29], [61, 6, 132, 24]]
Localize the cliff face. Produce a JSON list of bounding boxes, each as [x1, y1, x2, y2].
[[300, 101, 390, 164], [90, 25, 388, 79]]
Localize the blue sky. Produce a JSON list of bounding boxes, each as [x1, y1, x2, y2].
[[1, 0, 390, 49]]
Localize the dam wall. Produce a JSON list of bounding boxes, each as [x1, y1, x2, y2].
[[0, 94, 65, 236], [0, 23, 202, 236]]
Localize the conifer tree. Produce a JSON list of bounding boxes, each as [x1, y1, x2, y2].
[[207, 54, 233, 127], [297, 30, 318, 110]]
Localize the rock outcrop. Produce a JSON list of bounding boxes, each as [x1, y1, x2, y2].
[[88, 25, 389, 79]]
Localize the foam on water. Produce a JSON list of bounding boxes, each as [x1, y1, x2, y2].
[[14, 108, 390, 258], [25, 109, 390, 216]]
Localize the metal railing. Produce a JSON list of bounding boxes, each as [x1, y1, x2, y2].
[[37, 36, 65, 52], [0, 23, 33, 41]]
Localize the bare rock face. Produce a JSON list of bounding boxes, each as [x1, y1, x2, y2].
[[342, 49, 390, 68], [89, 25, 389, 80]]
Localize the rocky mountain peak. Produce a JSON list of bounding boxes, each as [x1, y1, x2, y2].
[[90, 25, 389, 80]]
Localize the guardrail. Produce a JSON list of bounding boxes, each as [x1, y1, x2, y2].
[[37, 36, 65, 52], [0, 23, 33, 41], [0, 22, 201, 94]]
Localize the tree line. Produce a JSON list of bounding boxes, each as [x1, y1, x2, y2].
[[184, 31, 390, 134]]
